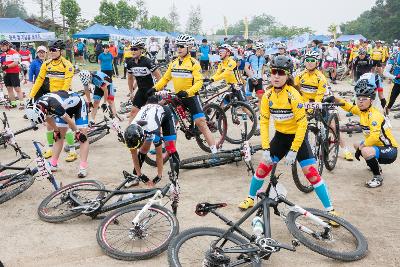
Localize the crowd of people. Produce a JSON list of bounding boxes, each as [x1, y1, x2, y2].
[[1, 32, 399, 211]]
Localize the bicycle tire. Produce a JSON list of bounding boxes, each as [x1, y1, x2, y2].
[[223, 101, 257, 144], [168, 227, 260, 267], [38, 180, 105, 223], [0, 174, 35, 204], [97, 204, 179, 261], [180, 152, 238, 170], [195, 103, 227, 153], [144, 153, 170, 167], [291, 162, 314, 194], [88, 54, 97, 63], [64, 129, 108, 152], [286, 208, 368, 261], [324, 113, 340, 171]]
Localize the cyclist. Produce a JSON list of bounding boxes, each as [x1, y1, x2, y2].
[[29, 40, 75, 161], [353, 48, 373, 81], [0, 38, 24, 109], [370, 40, 386, 77], [148, 37, 160, 62], [124, 96, 180, 187], [19, 43, 32, 84], [335, 78, 398, 188], [25, 90, 89, 178], [148, 34, 220, 156], [295, 51, 353, 161], [323, 40, 341, 84], [349, 40, 362, 84], [78, 70, 117, 125], [122, 40, 133, 80], [383, 44, 400, 116], [244, 42, 266, 109], [126, 39, 162, 121], [239, 56, 339, 223]]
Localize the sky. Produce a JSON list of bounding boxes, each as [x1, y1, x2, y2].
[[23, 0, 377, 34]]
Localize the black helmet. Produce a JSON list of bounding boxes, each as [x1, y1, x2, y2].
[[48, 39, 66, 50], [0, 39, 10, 46], [124, 124, 145, 149], [355, 78, 376, 99], [270, 55, 293, 72], [358, 48, 367, 55]]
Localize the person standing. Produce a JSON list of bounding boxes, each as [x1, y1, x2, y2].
[[65, 39, 73, 63], [95, 40, 103, 62], [117, 40, 124, 65], [98, 44, 114, 81], [76, 39, 86, 65], [19, 43, 32, 84], [28, 43, 36, 59], [109, 41, 119, 77], [122, 40, 133, 80], [0, 39, 24, 109], [199, 39, 211, 77]]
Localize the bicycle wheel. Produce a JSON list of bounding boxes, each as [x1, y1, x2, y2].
[[97, 204, 179, 261], [324, 113, 340, 171], [38, 180, 105, 223], [144, 144, 171, 167], [195, 103, 227, 153], [0, 174, 35, 204], [168, 227, 260, 267], [180, 152, 238, 169], [286, 208, 368, 261], [89, 54, 97, 63], [64, 128, 108, 152], [224, 101, 257, 144]]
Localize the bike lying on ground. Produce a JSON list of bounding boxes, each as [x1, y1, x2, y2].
[[0, 111, 37, 148], [168, 164, 368, 266], [64, 104, 125, 152], [292, 98, 342, 193], [38, 157, 180, 261]]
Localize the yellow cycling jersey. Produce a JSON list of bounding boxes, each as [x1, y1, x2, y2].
[[123, 46, 133, 60], [371, 47, 386, 62], [349, 46, 360, 62], [260, 85, 307, 152], [30, 56, 73, 98], [154, 55, 203, 97], [294, 69, 328, 103], [339, 98, 398, 147], [211, 56, 240, 84]]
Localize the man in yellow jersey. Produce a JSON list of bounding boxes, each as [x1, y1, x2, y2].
[[370, 40, 386, 76], [122, 40, 132, 79], [29, 40, 77, 162], [147, 34, 220, 160], [336, 77, 398, 188], [349, 40, 362, 84]]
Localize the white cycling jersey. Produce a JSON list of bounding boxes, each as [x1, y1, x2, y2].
[[324, 47, 341, 63], [132, 104, 165, 133]]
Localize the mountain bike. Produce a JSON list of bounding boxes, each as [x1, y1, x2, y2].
[[202, 81, 257, 144], [96, 157, 180, 261], [180, 116, 261, 171], [1, 112, 39, 148], [64, 104, 124, 152], [292, 99, 342, 193], [167, 164, 368, 266]]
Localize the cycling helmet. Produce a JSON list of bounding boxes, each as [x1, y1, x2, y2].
[[176, 34, 195, 47], [36, 46, 47, 53], [355, 77, 376, 99], [354, 40, 360, 46], [277, 43, 286, 50], [218, 44, 232, 53], [270, 55, 293, 72], [376, 40, 382, 44], [304, 50, 320, 60], [48, 39, 66, 50], [233, 41, 239, 45], [132, 39, 145, 49], [0, 39, 10, 46], [358, 48, 367, 55], [20, 43, 28, 48], [255, 42, 265, 50], [25, 101, 46, 124], [79, 70, 92, 86], [329, 39, 335, 43], [124, 124, 145, 149]]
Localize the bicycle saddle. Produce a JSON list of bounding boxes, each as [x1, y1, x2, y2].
[[136, 120, 148, 127], [195, 202, 227, 216]]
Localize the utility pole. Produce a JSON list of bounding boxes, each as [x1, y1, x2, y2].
[[40, 0, 44, 19], [62, 15, 66, 41]]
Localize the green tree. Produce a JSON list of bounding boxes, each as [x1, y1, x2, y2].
[[115, 0, 138, 28], [135, 0, 149, 28], [186, 5, 202, 35], [60, 0, 81, 35], [94, 0, 118, 26], [0, 0, 28, 18], [146, 16, 174, 32], [168, 2, 180, 32]]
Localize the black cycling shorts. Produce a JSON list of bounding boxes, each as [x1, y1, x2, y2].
[[180, 95, 204, 120], [270, 131, 316, 167], [373, 146, 397, 164], [4, 73, 20, 87], [132, 88, 152, 109], [200, 60, 209, 71], [372, 60, 382, 67], [223, 85, 246, 104], [247, 78, 264, 94]]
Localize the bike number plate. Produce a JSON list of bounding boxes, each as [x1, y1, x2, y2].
[[304, 102, 322, 110]]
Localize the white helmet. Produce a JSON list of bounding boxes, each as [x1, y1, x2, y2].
[[176, 34, 195, 47], [218, 43, 232, 53], [25, 101, 46, 124], [277, 43, 286, 50], [132, 39, 145, 49], [305, 50, 320, 60], [79, 70, 92, 86], [37, 46, 47, 53], [233, 41, 238, 45], [329, 39, 335, 43], [354, 40, 360, 46], [255, 42, 265, 50]]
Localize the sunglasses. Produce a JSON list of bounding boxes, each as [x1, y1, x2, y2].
[[130, 47, 140, 51], [270, 68, 288, 76], [49, 48, 60, 52], [177, 45, 186, 49], [305, 58, 317, 63], [356, 96, 370, 102]]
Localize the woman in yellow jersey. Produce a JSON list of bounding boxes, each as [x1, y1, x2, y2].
[[336, 78, 398, 188], [239, 56, 338, 222]]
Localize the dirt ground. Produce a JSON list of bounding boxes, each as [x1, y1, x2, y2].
[[0, 76, 399, 267]]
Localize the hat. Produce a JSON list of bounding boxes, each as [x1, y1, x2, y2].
[[37, 46, 47, 52]]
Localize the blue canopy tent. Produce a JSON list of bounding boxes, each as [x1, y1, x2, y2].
[[0, 17, 55, 42], [72, 24, 131, 41], [337, 34, 367, 42], [310, 35, 331, 43]]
